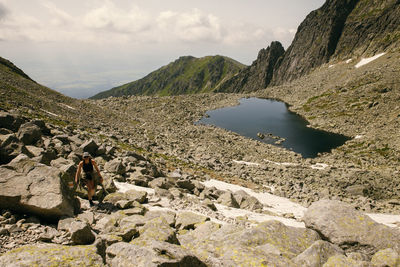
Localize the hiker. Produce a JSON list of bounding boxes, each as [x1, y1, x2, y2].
[[75, 152, 104, 206]]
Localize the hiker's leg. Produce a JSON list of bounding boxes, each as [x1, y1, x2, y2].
[[87, 180, 95, 200]]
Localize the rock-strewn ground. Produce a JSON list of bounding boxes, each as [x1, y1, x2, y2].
[[89, 53, 400, 214], [1, 111, 399, 266]]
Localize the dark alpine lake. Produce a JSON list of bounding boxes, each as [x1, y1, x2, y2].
[[196, 97, 350, 158]]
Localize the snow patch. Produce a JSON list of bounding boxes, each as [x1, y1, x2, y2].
[[355, 53, 385, 68], [264, 159, 298, 167], [202, 179, 306, 219], [214, 204, 305, 228], [329, 64, 335, 68], [355, 135, 363, 139], [346, 59, 352, 64], [310, 163, 329, 170], [233, 160, 260, 166], [59, 103, 77, 110], [114, 181, 155, 195], [367, 213, 400, 228], [41, 109, 59, 117]]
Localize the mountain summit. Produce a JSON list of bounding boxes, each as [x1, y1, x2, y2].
[[91, 55, 245, 99], [220, 0, 400, 92]]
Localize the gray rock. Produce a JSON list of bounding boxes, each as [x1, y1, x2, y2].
[[145, 210, 176, 227], [303, 200, 400, 254], [119, 215, 148, 229], [69, 220, 95, 245], [77, 211, 95, 225], [38, 148, 57, 165], [323, 255, 368, 267], [57, 217, 75, 231], [346, 185, 367, 196], [0, 164, 76, 220], [155, 187, 174, 199], [371, 248, 400, 267], [202, 199, 217, 211], [148, 177, 174, 190], [217, 191, 240, 208], [94, 213, 125, 234], [25, 145, 44, 157], [79, 139, 99, 156], [0, 228, 9, 235], [131, 217, 178, 245], [169, 187, 184, 199], [106, 241, 206, 267], [176, 179, 196, 191], [0, 243, 105, 266], [0, 134, 32, 164], [179, 221, 307, 266], [104, 158, 126, 175], [17, 122, 42, 145], [0, 111, 24, 132], [7, 154, 37, 173], [104, 189, 147, 205], [175, 211, 209, 230], [293, 240, 344, 267], [233, 190, 263, 211]]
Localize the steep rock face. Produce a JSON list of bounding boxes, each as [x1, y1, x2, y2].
[[91, 55, 245, 98], [224, 0, 400, 91], [218, 41, 285, 92], [271, 0, 359, 85], [333, 0, 400, 58]]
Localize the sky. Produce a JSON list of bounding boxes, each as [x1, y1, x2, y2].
[[0, 0, 325, 98]]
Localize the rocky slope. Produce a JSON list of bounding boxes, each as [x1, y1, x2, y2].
[[91, 55, 245, 99], [217, 41, 284, 93], [221, 0, 400, 92]]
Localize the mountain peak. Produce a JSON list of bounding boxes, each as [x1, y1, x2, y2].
[[91, 55, 245, 99]]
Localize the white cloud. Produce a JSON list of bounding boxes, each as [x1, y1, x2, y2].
[[83, 1, 151, 34], [0, 1, 281, 47], [157, 9, 222, 43], [0, 2, 8, 21]]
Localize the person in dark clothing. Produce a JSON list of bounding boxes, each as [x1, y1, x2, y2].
[[75, 152, 104, 206]]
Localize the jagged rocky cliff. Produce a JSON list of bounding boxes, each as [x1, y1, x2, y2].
[[221, 0, 400, 92], [217, 42, 284, 93], [91, 55, 245, 99]]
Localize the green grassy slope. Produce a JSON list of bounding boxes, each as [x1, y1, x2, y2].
[[90, 55, 245, 99]]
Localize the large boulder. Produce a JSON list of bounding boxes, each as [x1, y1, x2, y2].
[[233, 190, 264, 211], [131, 217, 179, 246], [105, 158, 126, 175], [0, 134, 32, 164], [69, 220, 96, 245], [0, 243, 105, 266], [0, 164, 76, 220], [303, 200, 400, 254], [79, 139, 99, 156], [103, 189, 148, 205], [179, 220, 320, 266], [217, 191, 240, 208], [293, 240, 344, 267], [0, 111, 24, 131], [175, 211, 209, 230], [106, 241, 206, 267], [323, 255, 367, 267], [371, 248, 400, 267], [17, 122, 42, 145]]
